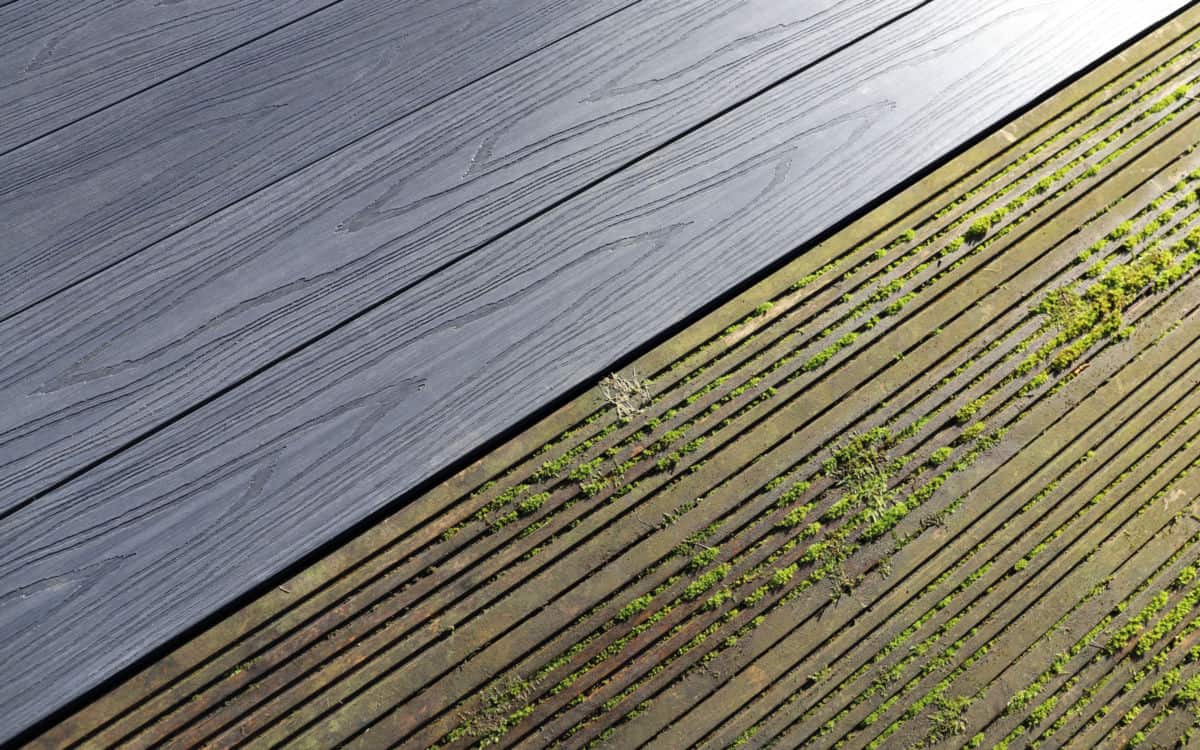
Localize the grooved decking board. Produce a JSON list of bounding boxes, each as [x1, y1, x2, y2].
[[0, 0, 644, 319], [0, 0, 330, 153], [0, 0, 929, 514], [0, 0, 1190, 742], [21, 6, 1200, 747]]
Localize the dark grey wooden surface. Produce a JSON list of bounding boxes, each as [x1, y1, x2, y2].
[[0, 0, 331, 153], [0, 0, 925, 512], [0, 0, 638, 319], [0, 0, 1188, 739]]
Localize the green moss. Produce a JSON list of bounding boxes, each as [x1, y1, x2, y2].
[[775, 480, 812, 508], [769, 564, 798, 590], [1106, 591, 1170, 654], [1146, 667, 1181, 702], [616, 594, 653, 622], [955, 395, 989, 424], [1176, 566, 1195, 590], [775, 505, 813, 529], [965, 215, 992, 241], [687, 546, 719, 570], [962, 422, 986, 441], [516, 492, 550, 516], [1175, 673, 1200, 705], [705, 587, 733, 611], [683, 562, 731, 601], [1136, 584, 1200, 655]]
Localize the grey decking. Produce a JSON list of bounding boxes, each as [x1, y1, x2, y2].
[[0, 0, 926, 507], [0, 0, 1189, 740], [0, 0, 639, 317], [0, 0, 331, 152]]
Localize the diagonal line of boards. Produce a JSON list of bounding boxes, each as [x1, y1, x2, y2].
[[0, 0, 335, 153], [0, 0, 1190, 740], [0, 0, 647, 311], [0, 0, 928, 519]]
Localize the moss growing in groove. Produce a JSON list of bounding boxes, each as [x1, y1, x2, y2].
[[1175, 673, 1200, 706], [965, 215, 992, 242], [683, 562, 731, 601], [1105, 591, 1170, 655], [516, 492, 551, 516], [686, 546, 719, 571], [1176, 564, 1197, 588]]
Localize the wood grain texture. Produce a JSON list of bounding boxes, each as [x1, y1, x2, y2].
[[0, 0, 1186, 739], [0, 0, 925, 508], [0, 0, 637, 320], [0, 0, 332, 153]]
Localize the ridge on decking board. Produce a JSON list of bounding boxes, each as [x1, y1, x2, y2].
[[1, 0, 1194, 743], [24, 5, 1200, 747], [0, 0, 330, 152]]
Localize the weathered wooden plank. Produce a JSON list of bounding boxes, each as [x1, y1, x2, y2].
[[0, 0, 330, 153], [0, 0, 640, 318], [0, 0, 925, 507], [0, 0, 1187, 740]]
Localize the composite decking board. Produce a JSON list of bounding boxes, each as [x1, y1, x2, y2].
[[0, 0, 1186, 740], [0, 0, 927, 510], [0, 0, 646, 322], [0, 0, 334, 155]]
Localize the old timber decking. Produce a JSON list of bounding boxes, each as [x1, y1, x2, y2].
[[3, 0, 1198, 746]]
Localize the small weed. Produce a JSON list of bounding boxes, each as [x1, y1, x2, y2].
[[923, 694, 971, 745], [455, 673, 538, 745]]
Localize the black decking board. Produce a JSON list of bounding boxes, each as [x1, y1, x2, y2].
[[0, 0, 332, 154], [0, 0, 1186, 739], [0, 0, 641, 322], [0, 0, 928, 517]]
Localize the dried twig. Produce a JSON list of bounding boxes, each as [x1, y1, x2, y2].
[[600, 371, 652, 419]]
